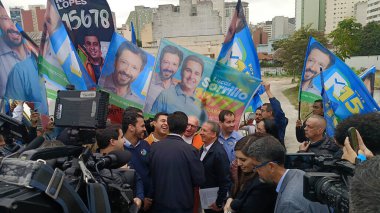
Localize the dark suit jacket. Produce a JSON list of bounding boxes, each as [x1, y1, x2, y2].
[[200, 140, 231, 207], [149, 134, 205, 212], [230, 174, 277, 213], [274, 169, 329, 213]]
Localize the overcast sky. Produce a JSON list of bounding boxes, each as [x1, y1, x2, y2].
[[3, 0, 295, 27]]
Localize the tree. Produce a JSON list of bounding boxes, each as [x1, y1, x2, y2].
[[329, 18, 362, 60], [273, 25, 328, 78], [356, 22, 380, 56]]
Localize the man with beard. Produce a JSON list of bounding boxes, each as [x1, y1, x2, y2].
[[83, 34, 104, 84], [151, 55, 207, 123], [145, 112, 169, 145], [101, 41, 147, 105], [247, 135, 329, 213], [122, 111, 153, 212], [0, 3, 30, 98], [301, 43, 334, 96], [144, 45, 183, 113]]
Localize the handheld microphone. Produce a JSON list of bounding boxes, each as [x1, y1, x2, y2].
[[95, 150, 132, 170]]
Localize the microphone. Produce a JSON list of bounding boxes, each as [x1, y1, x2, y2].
[[22, 136, 45, 152], [95, 150, 132, 170]]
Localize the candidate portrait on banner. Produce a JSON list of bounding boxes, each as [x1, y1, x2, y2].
[[301, 42, 335, 101], [98, 33, 154, 109]]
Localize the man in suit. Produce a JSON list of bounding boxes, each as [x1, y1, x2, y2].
[[247, 135, 329, 213], [149, 111, 205, 213], [199, 120, 231, 212]]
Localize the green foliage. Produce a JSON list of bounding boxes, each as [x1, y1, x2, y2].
[[355, 22, 380, 56], [273, 25, 328, 77], [328, 18, 361, 60]]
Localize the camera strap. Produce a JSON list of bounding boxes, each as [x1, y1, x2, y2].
[[86, 182, 111, 213]]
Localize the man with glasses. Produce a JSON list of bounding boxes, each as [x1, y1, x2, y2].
[[301, 43, 335, 96], [247, 135, 329, 213], [182, 115, 203, 150], [296, 100, 323, 142]]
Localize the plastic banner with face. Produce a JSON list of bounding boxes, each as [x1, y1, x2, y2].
[[217, 0, 263, 112], [0, 1, 48, 114], [359, 66, 376, 97], [146, 39, 261, 126], [300, 37, 380, 136], [52, 0, 115, 84], [98, 32, 155, 110]]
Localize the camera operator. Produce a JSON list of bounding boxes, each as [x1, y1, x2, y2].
[[298, 115, 342, 158], [350, 155, 380, 212], [96, 124, 143, 210], [247, 135, 330, 213]]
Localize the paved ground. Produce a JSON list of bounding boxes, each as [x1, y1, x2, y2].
[[260, 77, 300, 153]]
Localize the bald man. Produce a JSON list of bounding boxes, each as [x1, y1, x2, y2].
[[182, 115, 203, 150], [298, 115, 341, 157]]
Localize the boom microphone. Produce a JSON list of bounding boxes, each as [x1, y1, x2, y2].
[[95, 150, 132, 170]]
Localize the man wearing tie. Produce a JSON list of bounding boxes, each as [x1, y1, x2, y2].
[[199, 120, 231, 212]]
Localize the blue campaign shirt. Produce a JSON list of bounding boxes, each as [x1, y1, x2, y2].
[[218, 131, 243, 163], [5, 56, 48, 114], [151, 84, 208, 124], [276, 169, 289, 193], [124, 138, 152, 197]]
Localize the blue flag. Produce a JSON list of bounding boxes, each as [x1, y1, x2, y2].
[[217, 0, 263, 112], [131, 22, 137, 45], [300, 37, 380, 135]]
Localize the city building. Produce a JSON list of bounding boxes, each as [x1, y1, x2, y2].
[[355, 1, 368, 26], [367, 0, 380, 23], [252, 27, 268, 45], [325, 0, 363, 34], [116, 24, 131, 41], [272, 16, 295, 40], [9, 5, 46, 33], [126, 6, 156, 42], [255, 21, 272, 40], [295, 0, 326, 31], [224, 1, 249, 34]]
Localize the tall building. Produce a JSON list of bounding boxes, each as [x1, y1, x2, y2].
[[355, 1, 368, 26], [295, 0, 326, 31], [224, 1, 249, 34], [9, 7, 22, 28], [367, 0, 380, 23], [255, 21, 272, 40], [152, 0, 222, 40], [252, 27, 268, 45], [9, 5, 46, 33], [126, 6, 156, 41], [325, 0, 362, 34], [272, 16, 295, 40]]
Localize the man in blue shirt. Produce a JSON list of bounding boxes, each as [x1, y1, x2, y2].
[[5, 56, 48, 114], [151, 55, 207, 124], [218, 110, 242, 163], [122, 111, 152, 212]]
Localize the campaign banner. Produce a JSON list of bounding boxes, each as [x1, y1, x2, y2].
[[145, 39, 261, 126], [217, 0, 263, 112], [299, 37, 380, 135], [39, 0, 95, 91], [359, 66, 376, 97], [52, 0, 114, 84], [98, 32, 155, 110], [0, 1, 48, 114]]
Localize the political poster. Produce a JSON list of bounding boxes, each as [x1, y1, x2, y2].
[[0, 1, 48, 114], [39, 0, 95, 92], [217, 0, 263, 112], [51, 0, 115, 84], [299, 37, 380, 135], [359, 66, 376, 97], [98, 32, 155, 110], [145, 39, 261, 126]]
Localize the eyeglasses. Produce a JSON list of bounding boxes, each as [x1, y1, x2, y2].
[[187, 124, 198, 129], [253, 161, 279, 172]]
